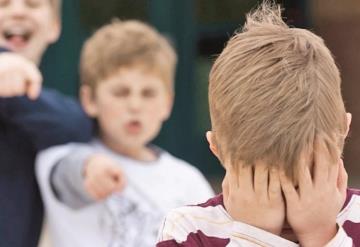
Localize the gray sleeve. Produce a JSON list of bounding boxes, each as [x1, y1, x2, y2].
[[50, 146, 96, 209]]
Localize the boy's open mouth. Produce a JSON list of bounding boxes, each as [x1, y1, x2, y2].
[[3, 27, 32, 49], [125, 120, 142, 134]]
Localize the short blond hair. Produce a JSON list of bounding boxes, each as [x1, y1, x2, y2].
[[80, 20, 177, 92], [209, 2, 347, 178]]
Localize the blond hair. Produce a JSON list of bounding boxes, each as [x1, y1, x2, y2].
[[209, 2, 347, 178], [80, 20, 177, 92]]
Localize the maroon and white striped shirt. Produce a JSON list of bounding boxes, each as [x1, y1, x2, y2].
[[157, 188, 360, 246]]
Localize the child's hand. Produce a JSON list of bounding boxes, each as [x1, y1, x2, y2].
[[83, 154, 126, 201], [0, 53, 42, 100], [280, 139, 348, 247], [223, 161, 285, 235]]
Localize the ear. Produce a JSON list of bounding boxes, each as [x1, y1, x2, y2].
[[80, 85, 98, 117], [161, 93, 174, 121], [206, 131, 219, 158], [47, 18, 61, 44], [345, 112, 352, 137]]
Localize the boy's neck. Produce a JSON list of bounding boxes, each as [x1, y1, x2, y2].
[[100, 138, 157, 162], [280, 229, 298, 242]]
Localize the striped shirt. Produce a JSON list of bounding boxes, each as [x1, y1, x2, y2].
[[157, 188, 360, 246]]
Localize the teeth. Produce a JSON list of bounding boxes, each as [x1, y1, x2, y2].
[[3, 27, 31, 40], [6, 26, 27, 34], [11, 29, 25, 35]]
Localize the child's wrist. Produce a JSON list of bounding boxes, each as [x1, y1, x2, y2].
[[298, 224, 337, 247], [82, 155, 97, 178], [83, 160, 90, 178]]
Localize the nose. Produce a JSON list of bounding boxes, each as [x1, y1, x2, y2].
[[8, 2, 28, 18], [128, 95, 142, 112]]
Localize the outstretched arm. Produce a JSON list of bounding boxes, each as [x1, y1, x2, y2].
[[51, 146, 126, 209], [0, 51, 93, 151], [0, 89, 93, 151], [50, 145, 95, 209]]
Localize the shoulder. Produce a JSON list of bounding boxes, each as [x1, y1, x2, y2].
[[37, 89, 86, 116], [157, 194, 230, 246], [153, 148, 214, 200], [346, 187, 360, 196], [38, 141, 95, 157], [160, 151, 213, 189], [337, 188, 360, 244], [160, 151, 205, 177], [12, 88, 76, 107], [40, 88, 75, 102], [197, 194, 224, 207], [163, 194, 224, 224], [343, 187, 360, 209], [36, 142, 95, 169]]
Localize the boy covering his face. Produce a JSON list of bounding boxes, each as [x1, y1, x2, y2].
[[157, 2, 360, 246]]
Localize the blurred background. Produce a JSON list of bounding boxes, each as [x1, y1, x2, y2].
[[40, 0, 360, 193]]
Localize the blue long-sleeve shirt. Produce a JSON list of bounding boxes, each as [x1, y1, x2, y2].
[[0, 89, 93, 247]]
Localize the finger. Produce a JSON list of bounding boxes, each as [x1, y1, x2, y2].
[[22, 63, 42, 100], [222, 173, 229, 199], [11, 74, 26, 95], [313, 136, 330, 185], [268, 166, 281, 200], [94, 182, 112, 200], [298, 166, 313, 199], [280, 170, 299, 204], [253, 160, 269, 197], [337, 159, 348, 197], [328, 157, 340, 186], [237, 163, 254, 191], [98, 175, 118, 194], [1, 76, 17, 96], [115, 175, 127, 192], [85, 180, 103, 200], [297, 152, 313, 197], [9, 75, 25, 93], [106, 165, 123, 182], [26, 79, 41, 100], [105, 165, 126, 192], [226, 165, 240, 189], [1, 73, 24, 97], [221, 172, 231, 207], [87, 174, 112, 200], [108, 167, 127, 192]]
